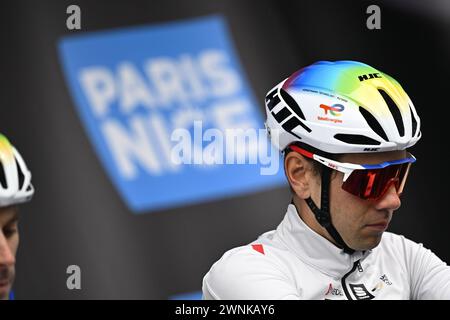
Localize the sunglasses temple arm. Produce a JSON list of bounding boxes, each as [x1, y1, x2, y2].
[[342, 170, 353, 182]]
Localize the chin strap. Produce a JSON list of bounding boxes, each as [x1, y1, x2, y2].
[[304, 166, 355, 255]]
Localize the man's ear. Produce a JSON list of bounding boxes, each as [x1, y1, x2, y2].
[[284, 152, 313, 199]]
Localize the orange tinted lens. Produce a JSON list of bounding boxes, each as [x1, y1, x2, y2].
[[342, 163, 411, 200]]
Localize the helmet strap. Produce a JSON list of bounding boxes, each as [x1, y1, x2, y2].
[[305, 166, 355, 254]]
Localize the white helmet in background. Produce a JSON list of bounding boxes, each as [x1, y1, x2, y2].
[[0, 134, 34, 207]]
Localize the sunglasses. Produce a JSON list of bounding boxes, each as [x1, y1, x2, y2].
[[288, 145, 416, 201]]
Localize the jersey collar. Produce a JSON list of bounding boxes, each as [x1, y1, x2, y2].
[[277, 204, 373, 277]]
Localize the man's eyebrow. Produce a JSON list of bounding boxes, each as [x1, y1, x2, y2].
[[5, 211, 20, 225]]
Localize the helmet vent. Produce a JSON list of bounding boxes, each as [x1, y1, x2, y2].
[[359, 106, 388, 141], [0, 165, 6, 189], [334, 134, 381, 145], [280, 88, 306, 120], [409, 104, 418, 137], [378, 88, 405, 137], [15, 159, 25, 190]]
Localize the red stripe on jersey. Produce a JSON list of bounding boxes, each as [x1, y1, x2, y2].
[[251, 244, 265, 255]]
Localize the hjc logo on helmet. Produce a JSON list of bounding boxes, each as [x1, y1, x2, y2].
[[358, 72, 382, 81]]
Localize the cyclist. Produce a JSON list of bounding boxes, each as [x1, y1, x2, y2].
[[202, 61, 450, 300], [0, 134, 34, 300]]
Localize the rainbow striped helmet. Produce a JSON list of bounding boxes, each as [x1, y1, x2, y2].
[[0, 134, 34, 207], [265, 61, 421, 153]]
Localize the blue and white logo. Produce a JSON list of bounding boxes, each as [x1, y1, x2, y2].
[[58, 15, 285, 213]]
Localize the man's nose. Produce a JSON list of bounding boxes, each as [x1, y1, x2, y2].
[[0, 234, 15, 267], [374, 184, 402, 211]]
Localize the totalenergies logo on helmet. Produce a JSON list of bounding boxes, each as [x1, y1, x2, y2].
[[319, 104, 345, 116]]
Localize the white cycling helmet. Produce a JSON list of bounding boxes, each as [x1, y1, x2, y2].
[[265, 60, 421, 154], [265, 61, 422, 254], [0, 134, 34, 207]]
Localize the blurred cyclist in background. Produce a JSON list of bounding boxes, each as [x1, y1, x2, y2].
[[0, 134, 34, 300], [203, 61, 450, 299]]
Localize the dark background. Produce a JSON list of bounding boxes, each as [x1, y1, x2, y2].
[[0, 0, 449, 299]]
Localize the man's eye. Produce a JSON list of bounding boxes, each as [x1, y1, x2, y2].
[[3, 228, 18, 238]]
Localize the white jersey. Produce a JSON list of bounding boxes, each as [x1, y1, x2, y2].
[[202, 204, 450, 300]]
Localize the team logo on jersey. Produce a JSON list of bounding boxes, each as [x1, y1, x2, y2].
[[370, 274, 393, 294], [379, 274, 393, 285], [325, 283, 344, 297], [349, 283, 375, 300]]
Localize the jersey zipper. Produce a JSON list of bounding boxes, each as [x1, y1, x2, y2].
[[341, 260, 360, 300]]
